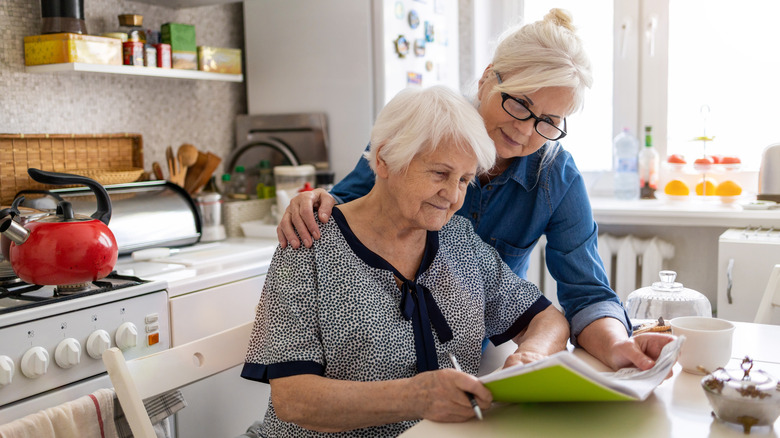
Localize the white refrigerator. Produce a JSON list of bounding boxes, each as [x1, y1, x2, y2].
[[243, 0, 460, 181]]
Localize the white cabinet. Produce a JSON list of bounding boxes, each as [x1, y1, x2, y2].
[[169, 274, 269, 437]]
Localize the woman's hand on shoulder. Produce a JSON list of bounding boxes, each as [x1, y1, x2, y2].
[[412, 368, 492, 422], [277, 188, 336, 248]]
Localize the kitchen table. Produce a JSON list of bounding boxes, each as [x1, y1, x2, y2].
[[400, 322, 780, 438]]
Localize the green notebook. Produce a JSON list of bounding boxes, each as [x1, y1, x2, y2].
[[479, 336, 683, 403]]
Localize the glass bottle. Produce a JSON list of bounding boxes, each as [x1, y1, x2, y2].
[[255, 160, 275, 199], [639, 125, 659, 199], [228, 166, 249, 200]]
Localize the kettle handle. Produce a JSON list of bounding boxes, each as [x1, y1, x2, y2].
[[27, 168, 112, 225]]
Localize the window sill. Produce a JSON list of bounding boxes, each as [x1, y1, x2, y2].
[[590, 196, 780, 228]]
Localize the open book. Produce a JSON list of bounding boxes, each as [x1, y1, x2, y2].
[[479, 336, 684, 402]]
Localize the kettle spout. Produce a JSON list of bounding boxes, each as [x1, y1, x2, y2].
[[0, 217, 29, 245]]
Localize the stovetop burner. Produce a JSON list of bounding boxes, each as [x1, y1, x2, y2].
[[55, 282, 91, 295], [0, 273, 148, 315]]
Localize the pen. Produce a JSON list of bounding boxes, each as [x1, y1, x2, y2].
[[447, 352, 483, 421]]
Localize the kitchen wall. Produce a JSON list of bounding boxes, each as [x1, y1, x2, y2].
[[0, 0, 245, 175]]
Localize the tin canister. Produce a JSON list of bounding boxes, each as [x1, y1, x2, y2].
[[122, 41, 144, 66]]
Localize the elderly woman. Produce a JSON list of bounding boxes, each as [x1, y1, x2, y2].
[[277, 9, 674, 372], [241, 86, 569, 436]]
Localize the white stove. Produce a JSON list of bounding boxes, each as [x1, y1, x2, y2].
[[0, 275, 170, 423], [718, 227, 780, 323]]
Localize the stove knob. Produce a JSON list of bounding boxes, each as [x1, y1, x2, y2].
[[0, 356, 14, 386], [21, 347, 49, 379], [55, 338, 82, 369], [115, 322, 139, 350], [86, 330, 112, 359]]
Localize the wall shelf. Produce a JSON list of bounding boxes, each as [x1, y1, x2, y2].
[[25, 63, 243, 82]]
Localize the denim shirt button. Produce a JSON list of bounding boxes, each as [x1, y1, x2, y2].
[[486, 185, 493, 191], [471, 213, 478, 220]]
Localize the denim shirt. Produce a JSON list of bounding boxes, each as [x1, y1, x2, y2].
[[331, 143, 631, 344]]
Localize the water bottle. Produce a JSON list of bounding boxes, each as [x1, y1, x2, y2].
[[613, 128, 640, 200]]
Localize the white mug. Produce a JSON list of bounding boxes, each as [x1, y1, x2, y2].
[[670, 316, 735, 374]]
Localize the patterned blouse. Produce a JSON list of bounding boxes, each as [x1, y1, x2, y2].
[[241, 207, 550, 437]]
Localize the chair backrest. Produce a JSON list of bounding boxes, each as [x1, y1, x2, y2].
[[754, 264, 780, 324], [102, 322, 253, 438]]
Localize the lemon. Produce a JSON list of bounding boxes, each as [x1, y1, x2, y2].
[[715, 180, 742, 196], [664, 179, 690, 196], [695, 178, 717, 196]]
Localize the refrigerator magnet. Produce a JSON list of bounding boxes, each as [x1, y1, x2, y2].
[[394, 1, 404, 19], [408, 10, 420, 29], [425, 21, 435, 42], [394, 35, 410, 58], [414, 39, 426, 57], [407, 72, 423, 85], [425, 60, 434, 71]]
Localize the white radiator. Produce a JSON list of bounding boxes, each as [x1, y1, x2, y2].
[[526, 234, 675, 307]]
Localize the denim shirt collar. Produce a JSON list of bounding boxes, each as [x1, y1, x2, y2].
[[493, 142, 549, 191]]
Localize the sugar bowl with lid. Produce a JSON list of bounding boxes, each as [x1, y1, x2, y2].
[[701, 357, 780, 434]]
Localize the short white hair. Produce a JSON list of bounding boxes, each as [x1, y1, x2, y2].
[[364, 86, 495, 175]]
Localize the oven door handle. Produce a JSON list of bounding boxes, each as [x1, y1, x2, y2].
[[726, 258, 734, 304]]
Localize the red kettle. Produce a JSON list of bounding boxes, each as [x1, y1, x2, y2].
[[0, 169, 118, 286]]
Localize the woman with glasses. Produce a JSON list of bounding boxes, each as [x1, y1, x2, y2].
[[276, 9, 673, 371]]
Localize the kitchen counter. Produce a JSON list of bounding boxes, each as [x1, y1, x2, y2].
[[590, 197, 780, 228]]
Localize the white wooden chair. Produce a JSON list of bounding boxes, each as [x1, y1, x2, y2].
[[102, 322, 253, 438], [754, 264, 780, 324]]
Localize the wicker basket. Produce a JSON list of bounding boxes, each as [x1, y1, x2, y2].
[[223, 198, 274, 237], [66, 168, 145, 186], [0, 133, 144, 204]]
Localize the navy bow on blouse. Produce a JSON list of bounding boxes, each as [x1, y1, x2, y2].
[[399, 279, 453, 372], [330, 207, 453, 373]]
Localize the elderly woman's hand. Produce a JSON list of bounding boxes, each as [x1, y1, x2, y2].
[[277, 188, 336, 249], [502, 351, 548, 368], [412, 369, 492, 422]]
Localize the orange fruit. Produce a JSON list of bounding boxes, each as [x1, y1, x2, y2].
[[715, 180, 742, 196], [695, 178, 717, 196], [664, 179, 690, 196]]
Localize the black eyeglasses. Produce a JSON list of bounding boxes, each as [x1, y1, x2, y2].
[[495, 72, 567, 141]]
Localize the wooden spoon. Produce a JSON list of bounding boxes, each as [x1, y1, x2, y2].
[[177, 143, 199, 183], [166, 146, 183, 186]]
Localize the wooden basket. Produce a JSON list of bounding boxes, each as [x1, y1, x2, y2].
[[0, 133, 144, 204]]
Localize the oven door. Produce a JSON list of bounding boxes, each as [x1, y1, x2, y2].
[[0, 374, 111, 424], [717, 229, 780, 323]]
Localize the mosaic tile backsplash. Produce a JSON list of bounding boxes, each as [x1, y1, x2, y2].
[[0, 0, 246, 178]]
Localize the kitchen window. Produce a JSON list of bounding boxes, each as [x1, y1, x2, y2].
[[521, 0, 780, 172]]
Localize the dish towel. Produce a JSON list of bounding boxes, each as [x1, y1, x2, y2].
[[0, 389, 185, 438], [0, 388, 118, 438], [114, 390, 186, 438]]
